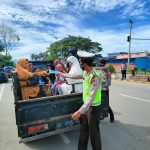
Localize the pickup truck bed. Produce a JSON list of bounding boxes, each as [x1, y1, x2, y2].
[[15, 93, 83, 143]]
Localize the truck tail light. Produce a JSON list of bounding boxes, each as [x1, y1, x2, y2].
[[28, 123, 48, 134]]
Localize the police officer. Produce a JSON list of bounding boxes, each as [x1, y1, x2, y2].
[[99, 59, 114, 123], [60, 51, 102, 150]]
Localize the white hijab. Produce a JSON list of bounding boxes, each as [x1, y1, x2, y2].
[[66, 56, 83, 84], [61, 56, 83, 94]]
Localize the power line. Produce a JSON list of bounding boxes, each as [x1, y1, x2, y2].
[[131, 38, 150, 40]]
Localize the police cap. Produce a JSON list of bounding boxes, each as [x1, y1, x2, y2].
[[77, 51, 95, 58]]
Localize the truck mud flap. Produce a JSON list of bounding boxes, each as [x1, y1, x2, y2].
[[19, 126, 80, 143]]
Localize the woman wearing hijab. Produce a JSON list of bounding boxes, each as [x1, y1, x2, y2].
[[60, 56, 83, 95], [54, 58, 67, 72], [16, 58, 47, 100], [51, 63, 66, 95]]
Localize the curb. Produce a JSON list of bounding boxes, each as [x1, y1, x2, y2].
[[112, 79, 150, 84]]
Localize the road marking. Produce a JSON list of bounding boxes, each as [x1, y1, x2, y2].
[[0, 84, 5, 102], [59, 133, 70, 144], [119, 93, 150, 103]]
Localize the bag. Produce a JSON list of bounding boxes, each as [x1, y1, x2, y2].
[[27, 77, 39, 86]]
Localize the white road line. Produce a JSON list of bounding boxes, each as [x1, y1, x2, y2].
[[0, 84, 5, 102], [59, 133, 70, 144], [119, 93, 150, 103]]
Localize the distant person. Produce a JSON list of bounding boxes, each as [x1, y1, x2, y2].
[[130, 63, 137, 76], [99, 59, 114, 123], [121, 62, 127, 80]]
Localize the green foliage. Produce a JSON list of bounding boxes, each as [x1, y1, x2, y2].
[[0, 42, 13, 67], [30, 52, 49, 61], [107, 64, 116, 73], [127, 66, 131, 73], [0, 43, 4, 52], [46, 36, 102, 60], [0, 54, 13, 68]]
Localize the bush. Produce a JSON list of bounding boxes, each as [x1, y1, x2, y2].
[[107, 64, 116, 73]]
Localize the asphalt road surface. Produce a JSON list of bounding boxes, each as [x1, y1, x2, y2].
[[0, 79, 150, 150]]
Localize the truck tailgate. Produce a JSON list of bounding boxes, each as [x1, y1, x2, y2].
[[15, 93, 82, 142]]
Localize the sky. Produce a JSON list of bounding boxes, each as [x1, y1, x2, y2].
[[0, 0, 150, 60]]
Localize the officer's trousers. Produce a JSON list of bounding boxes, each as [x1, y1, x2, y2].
[[78, 105, 101, 150]]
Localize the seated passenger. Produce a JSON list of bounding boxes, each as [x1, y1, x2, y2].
[[47, 65, 56, 85], [60, 56, 83, 95], [54, 58, 67, 72], [16, 58, 47, 100], [33, 67, 51, 96], [51, 63, 66, 95]]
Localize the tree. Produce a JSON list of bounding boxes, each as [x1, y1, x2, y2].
[[107, 64, 116, 74], [30, 54, 35, 60], [0, 54, 13, 68], [0, 41, 13, 67], [0, 22, 20, 56], [46, 36, 102, 60], [0, 41, 4, 52], [30, 53, 38, 61], [30, 52, 46, 60]]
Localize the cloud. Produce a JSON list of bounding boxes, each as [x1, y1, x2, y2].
[[10, 20, 150, 59], [0, 0, 149, 60], [120, 0, 148, 18]]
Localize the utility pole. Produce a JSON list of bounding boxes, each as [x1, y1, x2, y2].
[[128, 19, 133, 65]]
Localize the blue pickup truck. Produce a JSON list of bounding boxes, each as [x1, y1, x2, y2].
[[12, 61, 108, 143]]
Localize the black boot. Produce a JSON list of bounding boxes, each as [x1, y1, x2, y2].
[[108, 106, 114, 123]]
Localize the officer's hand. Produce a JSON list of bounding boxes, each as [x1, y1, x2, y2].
[[71, 111, 81, 120]]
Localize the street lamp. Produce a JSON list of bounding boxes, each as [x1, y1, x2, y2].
[[128, 19, 133, 65]]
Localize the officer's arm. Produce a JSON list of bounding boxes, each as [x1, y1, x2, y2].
[[78, 76, 100, 114], [59, 72, 83, 79]]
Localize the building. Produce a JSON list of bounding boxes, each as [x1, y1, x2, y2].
[[107, 52, 150, 72], [108, 52, 128, 58]]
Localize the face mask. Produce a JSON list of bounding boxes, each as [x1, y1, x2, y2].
[[79, 59, 85, 70]]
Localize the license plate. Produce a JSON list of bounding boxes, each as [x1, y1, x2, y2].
[[56, 120, 74, 129]]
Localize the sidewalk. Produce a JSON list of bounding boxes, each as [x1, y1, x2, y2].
[[112, 73, 150, 84]]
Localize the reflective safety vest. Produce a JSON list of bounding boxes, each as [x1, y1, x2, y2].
[[83, 69, 102, 106]]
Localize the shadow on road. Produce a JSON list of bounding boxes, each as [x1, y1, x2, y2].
[[24, 120, 150, 150]]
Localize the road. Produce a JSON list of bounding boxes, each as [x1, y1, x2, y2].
[[0, 79, 150, 150]]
